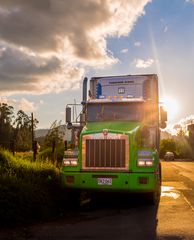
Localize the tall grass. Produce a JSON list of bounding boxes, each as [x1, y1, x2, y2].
[[15, 151, 33, 162], [38, 146, 64, 165], [0, 149, 64, 225]]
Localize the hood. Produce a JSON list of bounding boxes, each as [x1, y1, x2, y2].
[[82, 121, 141, 135]]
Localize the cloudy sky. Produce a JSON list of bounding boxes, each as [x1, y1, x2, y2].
[[0, 0, 194, 128]]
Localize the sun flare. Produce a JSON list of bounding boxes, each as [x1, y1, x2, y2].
[[162, 96, 179, 121]]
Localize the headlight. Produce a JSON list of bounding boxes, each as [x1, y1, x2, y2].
[[63, 149, 78, 166], [63, 158, 78, 166], [137, 159, 154, 167], [137, 150, 154, 167], [145, 160, 154, 166], [63, 160, 71, 166], [71, 160, 78, 166], [138, 160, 146, 166]]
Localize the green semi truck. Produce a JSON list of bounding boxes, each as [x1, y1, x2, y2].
[[61, 74, 167, 204]]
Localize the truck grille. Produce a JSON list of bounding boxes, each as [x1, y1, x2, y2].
[[85, 139, 126, 169]]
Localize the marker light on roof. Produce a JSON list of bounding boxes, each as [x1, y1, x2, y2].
[[127, 95, 134, 98], [99, 95, 105, 99]]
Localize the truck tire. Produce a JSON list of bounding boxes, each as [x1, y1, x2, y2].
[[147, 164, 161, 205], [63, 190, 80, 209], [147, 185, 161, 206]]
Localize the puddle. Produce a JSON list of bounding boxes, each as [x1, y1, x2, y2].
[[161, 186, 180, 199]]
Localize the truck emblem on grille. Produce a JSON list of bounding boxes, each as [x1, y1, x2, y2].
[[103, 129, 108, 138]]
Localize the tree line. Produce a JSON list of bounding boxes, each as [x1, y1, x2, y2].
[[0, 103, 38, 152], [160, 132, 194, 159]]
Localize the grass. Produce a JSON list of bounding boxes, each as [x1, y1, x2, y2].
[[0, 149, 65, 226], [38, 146, 64, 165], [15, 151, 33, 162]]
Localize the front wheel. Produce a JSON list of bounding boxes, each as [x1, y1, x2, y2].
[[146, 185, 161, 205], [147, 168, 161, 205]]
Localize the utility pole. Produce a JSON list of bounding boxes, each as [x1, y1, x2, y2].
[[31, 112, 36, 161]]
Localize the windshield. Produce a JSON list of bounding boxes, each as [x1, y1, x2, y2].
[[87, 102, 144, 122]]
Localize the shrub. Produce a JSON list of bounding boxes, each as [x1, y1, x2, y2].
[[0, 149, 64, 225], [160, 138, 177, 158], [15, 151, 33, 162], [160, 137, 192, 159], [38, 147, 53, 161], [38, 146, 64, 166]]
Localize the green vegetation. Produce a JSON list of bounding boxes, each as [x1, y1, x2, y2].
[[0, 149, 64, 225], [0, 103, 38, 152], [0, 102, 65, 164], [0, 103, 68, 226], [160, 137, 192, 159], [38, 120, 65, 165]]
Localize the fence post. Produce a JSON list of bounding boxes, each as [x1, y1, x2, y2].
[[52, 139, 56, 165], [10, 140, 15, 156], [31, 113, 36, 161]]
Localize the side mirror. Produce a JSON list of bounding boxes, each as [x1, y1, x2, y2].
[[66, 107, 71, 123], [67, 122, 73, 130], [160, 106, 167, 129]]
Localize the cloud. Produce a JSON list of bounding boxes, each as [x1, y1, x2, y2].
[[164, 26, 168, 32], [0, 0, 151, 95], [133, 58, 154, 68], [167, 115, 194, 135], [186, 0, 194, 3], [0, 97, 38, 112], [120, 48, 128, 53], [0, 44, 85, 94], [134, 41, 141, 47], [178, 115, 194, 126], [0, 45, 61, 94], [18, 98, 37, 112]]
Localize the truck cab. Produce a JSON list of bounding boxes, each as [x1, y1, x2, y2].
[[61, 74, 167, 204]]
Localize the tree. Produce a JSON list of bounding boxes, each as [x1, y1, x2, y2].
[[177, 128, 186, 137], [160, 138, 176, 158], [175, 137, 191, 159], [44, 120, 64, 147], [15, 110, 31, 129], [0, 103, 14, 124], [160, 136, 192, 159], [0, 102, 39, 152], [0, 103, 14, 148], [42, 121, 65, 164], [14, 110, 38, 152]]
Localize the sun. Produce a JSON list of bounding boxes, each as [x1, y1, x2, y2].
[[162, 96, 179, 122]]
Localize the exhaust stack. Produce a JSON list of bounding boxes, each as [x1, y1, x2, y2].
[[82, 77, 88, 104]]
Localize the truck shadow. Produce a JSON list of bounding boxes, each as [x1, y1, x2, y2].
[[71, 192, 159, 240], [0, 193, 159, 240]]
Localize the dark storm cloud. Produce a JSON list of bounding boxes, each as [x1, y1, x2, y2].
[[0, 46, 60, 75], [0, 45, 61, 92]]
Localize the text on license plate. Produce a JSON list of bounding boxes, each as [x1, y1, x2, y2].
[[97, 178, 112, 185]]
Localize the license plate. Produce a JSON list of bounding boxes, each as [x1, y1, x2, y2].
[[97, 178, 112, 185]]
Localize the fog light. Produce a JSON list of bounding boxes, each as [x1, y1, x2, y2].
[[66, 176, 75, 184], [139, 177, 148, 184]]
